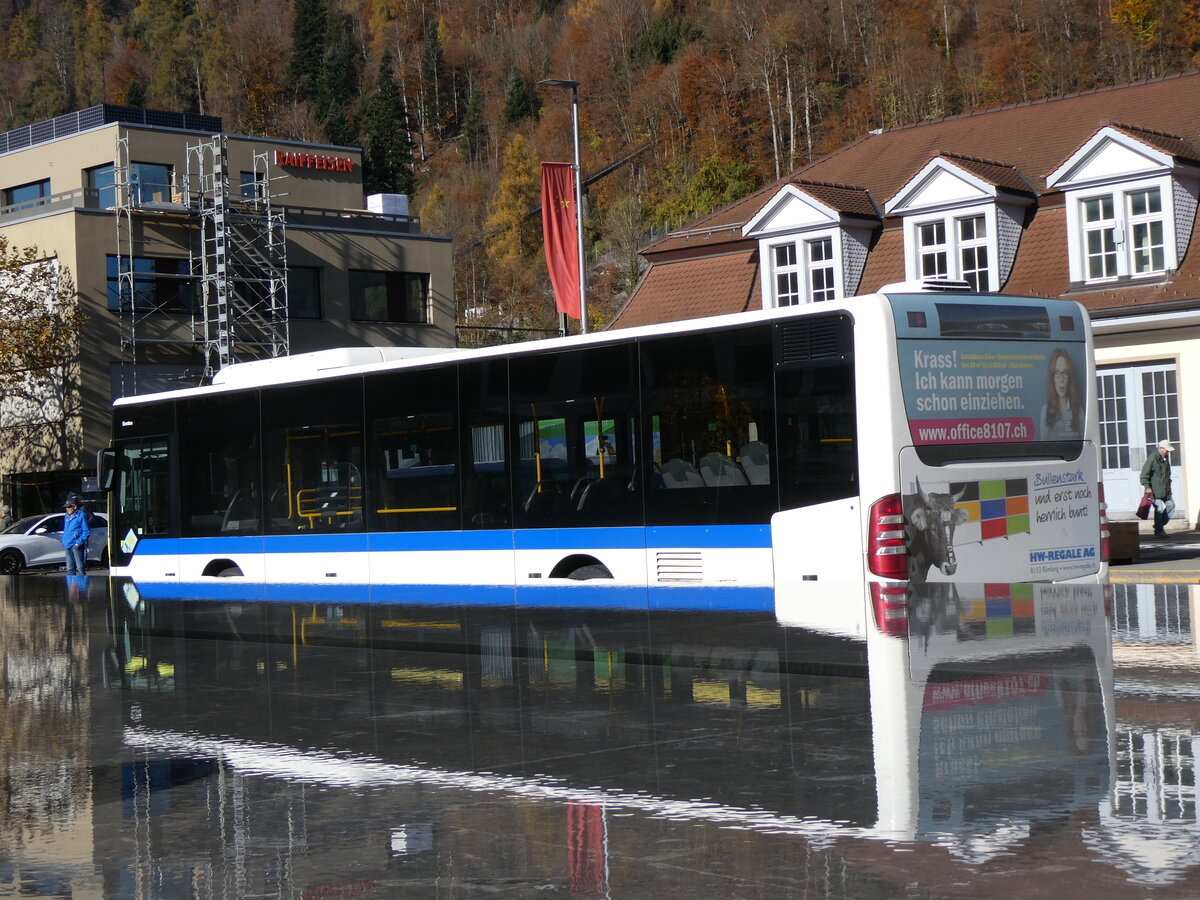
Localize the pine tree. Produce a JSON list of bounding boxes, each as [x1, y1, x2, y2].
[[418, 21, 444, 137], [359, 51, 415, 196], [313, 14, 359, 146], [502, 67, 537, 124], [461, 82, 483, 163], [286, 0, 327, 103]]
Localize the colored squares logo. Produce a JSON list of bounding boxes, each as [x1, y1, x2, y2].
[[959, 583, 1036, 640], [952, 479, 1029, 541]]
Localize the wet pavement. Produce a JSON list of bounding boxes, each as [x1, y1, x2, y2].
[[1, 573, 1198, 898]]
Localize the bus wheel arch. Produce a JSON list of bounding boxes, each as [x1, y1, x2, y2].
[[202, 559, 244, 578], [550, 555, 613, 580]]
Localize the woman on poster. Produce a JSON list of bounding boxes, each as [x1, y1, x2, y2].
[[1039, 348, 1082, 441]]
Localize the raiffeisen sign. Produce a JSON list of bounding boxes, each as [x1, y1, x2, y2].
[[274, 150, 354, 172]]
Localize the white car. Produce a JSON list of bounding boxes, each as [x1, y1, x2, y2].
[[0, 511, 108, 575]]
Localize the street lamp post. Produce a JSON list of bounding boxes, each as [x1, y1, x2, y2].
[[537, 78, 587, 335]]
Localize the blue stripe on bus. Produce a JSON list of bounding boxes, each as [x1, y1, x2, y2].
[[132, 581, 772, 611], [131, 524, 773, 556]]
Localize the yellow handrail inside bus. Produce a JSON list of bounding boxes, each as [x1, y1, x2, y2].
[[295, 486, 363, 527], [532, 404, 542, 491], [594, 397, 606, 479]]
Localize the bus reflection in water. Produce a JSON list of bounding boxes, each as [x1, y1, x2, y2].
[[113, 579, 1113, 857]]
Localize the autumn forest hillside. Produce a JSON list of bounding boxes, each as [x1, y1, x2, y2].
[[3, 0, 1200, 331]]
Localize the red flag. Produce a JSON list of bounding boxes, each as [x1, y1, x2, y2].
[[567, 801, 606, 895], [541, 162, 581, 319]]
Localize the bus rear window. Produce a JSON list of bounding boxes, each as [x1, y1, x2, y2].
[[935, 303, 1050, 339]]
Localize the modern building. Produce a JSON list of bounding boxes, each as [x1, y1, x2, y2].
[[0, 105, 454, 517], [612, 74, 1200, 528]]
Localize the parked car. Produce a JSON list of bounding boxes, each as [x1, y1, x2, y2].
[[0, 511, 108, 574]]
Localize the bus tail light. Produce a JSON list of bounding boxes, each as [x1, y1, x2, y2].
[[870, 583, 909, 636], [867, 494, 908, 579], [1098, 482, 1110, 562]]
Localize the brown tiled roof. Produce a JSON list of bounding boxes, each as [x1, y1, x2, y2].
[[617, 72, 1200, 329], [608, 250, 760, 330], [1105, 122, 1200, 165], [931, 152, 1036, 196], [790, 180, 880, 219], [858, 228, 906, 293], [1003, 206, 1069, 297]]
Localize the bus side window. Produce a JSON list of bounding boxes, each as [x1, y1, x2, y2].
[[461, 360, 511, 531], [776, 364, 857, 509], [262, 379, 365, 534], [508, 344, 641, 529], [366, 366, 460, 533], [179, 392, 262, 537], [641, 325, 776, 526]]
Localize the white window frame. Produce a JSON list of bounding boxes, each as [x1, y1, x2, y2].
[[1064, 175, 1176, 285], [769, 241, 802, 307], [764, 229, 842, 307], [805, 235, 837, 302], [903, 205, 998, 289], [956, 214, 991, 291], [1127, 186, 1166, 276]]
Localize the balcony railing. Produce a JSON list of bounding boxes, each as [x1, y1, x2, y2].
[[0, 187, 422, 234]]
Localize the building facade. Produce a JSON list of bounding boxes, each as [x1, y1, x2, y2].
[[612, 75, 1200, 528], [0, 106, 454, 517]]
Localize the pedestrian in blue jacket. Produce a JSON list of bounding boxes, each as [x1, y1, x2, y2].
[[61, 499, 90, 574]]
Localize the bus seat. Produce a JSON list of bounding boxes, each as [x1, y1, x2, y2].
[[661, 458, 704, 489], [570, 476, 595, 510], [700, 453, 748, 487], [523, 481, 562, 521], [577, 475, 630, 515], [739, 441, 770, 485]]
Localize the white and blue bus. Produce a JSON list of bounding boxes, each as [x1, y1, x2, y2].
[[100, 282, 1109, 607]]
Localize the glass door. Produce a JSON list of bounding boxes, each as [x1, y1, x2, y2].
[[1097, 363, 1182, 520], [108, 437, 174, 568]]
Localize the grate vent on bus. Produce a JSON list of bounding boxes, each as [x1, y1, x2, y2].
[[656, 551, 703, 582], [777, 317, 848, 364]]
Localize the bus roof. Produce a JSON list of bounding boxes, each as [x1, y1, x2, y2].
[[112, 289, 1085, 406]]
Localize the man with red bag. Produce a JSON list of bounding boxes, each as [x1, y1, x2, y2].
[[1140, 439, 1176, 536]]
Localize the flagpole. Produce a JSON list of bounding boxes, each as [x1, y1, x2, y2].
[[539, 78, 587, 334]]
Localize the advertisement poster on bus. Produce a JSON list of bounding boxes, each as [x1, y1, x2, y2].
[[897, 339, 1089, 446], [899, 447, 1101, 582], [894, 334, 1100, 581]]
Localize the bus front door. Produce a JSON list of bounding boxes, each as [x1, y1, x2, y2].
[[107, 437, 177, 579]]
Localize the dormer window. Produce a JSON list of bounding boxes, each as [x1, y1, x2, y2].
[[771, 236, 836, 306], [886, 154, 1033, 293], [1076, 185, 1166, 282], [743, 181, 879, 308], [911, 211, 993, 290], [1048, 125, 1200, 288]]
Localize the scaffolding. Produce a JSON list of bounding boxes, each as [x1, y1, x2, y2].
[[114, 130, 289, 393], [186, 135, 289, 381]]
